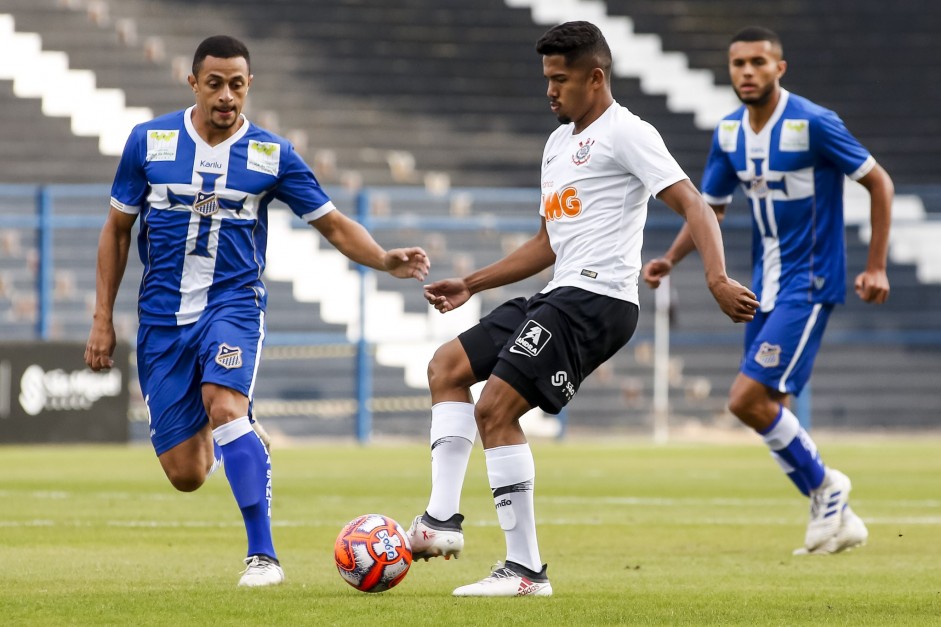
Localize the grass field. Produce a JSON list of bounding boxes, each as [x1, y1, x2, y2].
[[2, 437, 940, 625]]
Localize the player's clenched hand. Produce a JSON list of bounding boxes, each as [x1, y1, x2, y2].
[[709, 278, 759, 323], [642, 257, 673, 289], [383, 247, 430, 281], [854, 268, 889, 304], [423, 278, 471, 313], [84, 319, 116, 371]]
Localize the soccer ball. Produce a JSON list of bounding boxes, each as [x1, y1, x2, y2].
[[334, 513, 412, 593]]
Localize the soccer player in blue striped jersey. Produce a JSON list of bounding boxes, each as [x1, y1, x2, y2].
[[84, 35, 429, 585], [644, 26, 893, 555]]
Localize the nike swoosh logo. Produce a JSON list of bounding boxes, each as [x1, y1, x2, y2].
[[508, 345, 533, 357], [545, 154, 559, 165]]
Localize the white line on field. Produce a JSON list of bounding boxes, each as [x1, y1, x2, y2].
[[2, 490, 939, 509], [1, 516, 941, 529]]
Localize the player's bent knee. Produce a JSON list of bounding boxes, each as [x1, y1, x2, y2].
[[427, 342, 474, 392], [159, 450, 211, 492], [164, 468, 207, 493], [726, 393, 750, 421], [726, 392, 776, 431]]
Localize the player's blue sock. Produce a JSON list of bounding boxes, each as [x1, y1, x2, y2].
[[759, 405, 826, 496], [213, 416, 276, 560]]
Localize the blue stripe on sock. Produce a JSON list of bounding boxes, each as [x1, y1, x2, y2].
[[775, 436, 826, 496]]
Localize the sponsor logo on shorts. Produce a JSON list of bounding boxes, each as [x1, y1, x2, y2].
[[511, 320, 552, 357], [552, 370, 576, 401], [193, 190, 219, 216], [215, 343, 243, 369], [754, 342, 781, 368]]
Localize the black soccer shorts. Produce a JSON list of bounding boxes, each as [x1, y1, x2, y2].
[[459, 286, 638, 414]]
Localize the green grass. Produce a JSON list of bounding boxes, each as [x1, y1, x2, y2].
[[1, 438, 940, 625]]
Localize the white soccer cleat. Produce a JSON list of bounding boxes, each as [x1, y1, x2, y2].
[[452, 561, 552, 597], [804, 468, 852, 552], [407, 512, 465, 561], [794, 505, 868, 556], [238, 554, 284, 587]]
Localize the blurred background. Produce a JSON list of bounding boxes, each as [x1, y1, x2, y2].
[[1, 0, 939, 445]]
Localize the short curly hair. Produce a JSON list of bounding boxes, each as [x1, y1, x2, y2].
[[536, 21, 612, 78], [192, 35, 251, 78], [730, 26, 783, 56]]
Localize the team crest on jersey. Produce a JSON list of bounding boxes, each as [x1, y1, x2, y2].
[[146, 130, 179, 162], [509, 320, 552, 357], [718, 120, 740, 152], [572, 139, 595, 165], [780, 119, 810, 152], [749, 176, 770, 199], [215, 343, 243, 369], [247, 140, 281, 176], [193, 191, 219, 216], [754, 342, 782, 368]]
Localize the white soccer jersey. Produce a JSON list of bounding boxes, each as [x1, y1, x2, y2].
[[539, 101, 688, 304]]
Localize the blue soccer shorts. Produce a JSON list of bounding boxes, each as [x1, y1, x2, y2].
[[740, 301, 834, 396], [137, 305, 265, 455]]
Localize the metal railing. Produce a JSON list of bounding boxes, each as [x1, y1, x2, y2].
[[4, 183, 941, 438]]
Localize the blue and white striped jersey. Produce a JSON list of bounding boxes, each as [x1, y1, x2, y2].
[[110, 106, 334, 326], [701, 90, 874, 311]]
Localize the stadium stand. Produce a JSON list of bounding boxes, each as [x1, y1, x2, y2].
[[1, 0, 940, 437], [2, 0, 940, 187], [603, 0, 941, 186]]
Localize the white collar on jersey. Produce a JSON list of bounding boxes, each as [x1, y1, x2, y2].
[[741, 88, 790, 138], [183, 104, 251, 151]]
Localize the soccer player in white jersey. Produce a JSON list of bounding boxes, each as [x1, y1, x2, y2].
[[405, 21, 758, 597], [643, 26, 894, 555], [84, 35, 429, 586]]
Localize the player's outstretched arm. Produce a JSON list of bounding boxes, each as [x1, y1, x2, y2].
[[85, 207, 136, 371], [424, 219, 555, 314], [641, 200, 727, 289], [310, 210, 430, 281], [854, 163, 894, 304], [657, 179, 758, 323]]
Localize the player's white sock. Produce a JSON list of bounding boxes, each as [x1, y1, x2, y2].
[[426, 402, 477, 521], [760, 405, 825, 496], [485, 443, 542, 573]]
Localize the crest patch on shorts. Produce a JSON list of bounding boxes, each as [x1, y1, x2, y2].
[[215, 343, 243, 369], [754, 342, 782, 368], [509, 320, 552, 357]]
